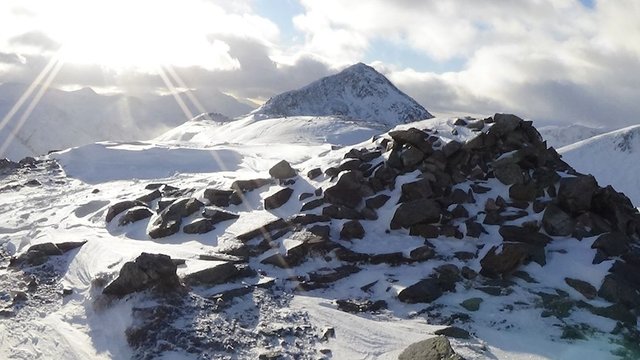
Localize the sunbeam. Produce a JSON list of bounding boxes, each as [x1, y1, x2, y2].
[[164, 65, 208, 116], [157, 65, 194, 122]]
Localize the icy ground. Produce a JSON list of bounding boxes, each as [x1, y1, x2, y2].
[[0, 116, 636, 359]]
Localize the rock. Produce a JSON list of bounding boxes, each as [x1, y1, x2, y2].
[[494, 163, 524, 185], [11, 241, 86, 267], [203, 189, 234, 207], [269, 160, 296, 179], [499, 225, 551, 246], [307, 168, 323, 180], [401, 179, 433, 202], [557, 175, 598, 214], [398, 336, 464, 360], [336, 299, 387, 313], [480, 243, 543, 278], [565, 278, 597, 300], [598, 274, 640, 309], [434, 326, 471, 339], [410, 224, 440, 238], [591, 232, 630, 257], [590, 303, 637, 325], [409, 246, 436, 261], [301, 198, 325, 211], [106, 200, 146, 223], [398, 278, 443, 303], [299, 192, 313, 201], [461, 266, 478, 280], [470, 184, 491, 194], [136, 190, 162, 204], [103, 253, 181, 297], [183, 219, 215, 234], [489, 113, 523, 136], [542, 204, 575, 236], [264, 188, 294, 210], [366, 194, 391, 209], [461, 297, 483, 311], [450, 205, 468, 219], [442, 140, 462, 157], [201, 208, 240, 224], [391, 199, 441, 229], [402, 146, 425, 168], [231, 178, 274, 192], [322, 205, 363, 220], [148, 198, 204, 239], [183, 262, 245, 286], [509, 182, 538, 201], [389, 128, 433, 154], [340, 220, 365, 240], [465, 220, 486, 238], [118, 206, 153, 226], [324, 171, 365, 208]]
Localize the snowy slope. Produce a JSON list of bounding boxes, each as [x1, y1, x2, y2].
[[538, 124, 608, 149], [253, 63, 433, 127], [559, 125, 640, 206], [1, 114, 637, 360], [0, 83, 254, 160]]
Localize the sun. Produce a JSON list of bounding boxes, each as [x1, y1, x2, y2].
[[36, 0, 239, 72]]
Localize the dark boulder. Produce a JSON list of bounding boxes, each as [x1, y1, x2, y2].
[[136, 190, 162, 204], [183, 262, 247, 286], [307, 168, 322, 180], [400, 179, 433, 202], [409, 246, 436, 261], [148, 198, 204, 239], [401, 146, 425, 168], [11, 241, 86, 267], [103, 253, 181, 297], [203, 189, 234, 207], [340, 220, 365, 240], [509, 182, 538, 202], [398, 278, 443, 303], [118, 206, 153, 226], [542, 203, 576, 236], [301, 198, 325, 211], [366, 194, 391, 209], [269, 160, 296, 179], [106, 200, 146, 223], [488, 113, 523, 136], [565, 278, 597, 300], [231, 178, 274, 193], [493, 163, 524, 185], [389, 128, 433, 154], [201, 208, 240, 224], [434, 326, 471, 339], [499, 225, 551, 246], [183, 219, 215, 234], [480, 243, 544, 278], [557, 175, 598, 214], [324, 171, 365, 208], [390, 199, 441, 229], [591, 232, 630, 257], [322, 205, 363, 220], [264, 188, 294, 210], [598, 274, 640, 309]]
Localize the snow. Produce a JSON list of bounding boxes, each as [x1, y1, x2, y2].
[[0, 115, 632, 359], [559, 124, 640, 206], [538, 124, 608, 149]]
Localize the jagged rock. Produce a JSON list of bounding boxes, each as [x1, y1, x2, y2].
[[442, 140, 462, 157], [557, 175, 598, 214], [231, 178, 274, 192], [449, 188, 471, 204], [480, 243, 544, 278], [136, 190, 162, 204], [340, 220, 365, 240], [398, 336, 464, 360], [201, 208, 240, 224], [591, 232, 630, 257], [261, 244, 308, 268], [118, 206, 153, 226], [301, 198, 325, 211], [106, 200, 146, 223], [398, 278, 443, 303], [465, 220, 486, 238], [434, 326, 471, 339], [336, 299, 387, 313], [307, 168, 322, 180], [494, 163, 524, 185], [401, 179, 433, 202], [183, 262, 248, 286], [183, 219, 215, 234], [366, 194, 391, 209], [598, 274, 640, 309], [450, 205, 469, 219], [203, 189, 234, 207], [324, 171, 365, 208], [509, 182, 538, 201], [11, 241, 86, 267], [264, 188, 294, 210], [589, 303, 637, 325], [565, 278, 597, 300], [338, 159, 362, 173], [345, 148, 382, 162], [103, 253, 181, 297], [489, 113, 523, 136], [269, 160, 296, 179], [148, 198, 204, 239], [499, 225, 551, 246], [389, 128, 433, 154], [541, 203, 575, 236], [402, 146, 425, 168], [390, 199, 441, 229], [322, 205, 363, 220], [461, 297, 483, 311]]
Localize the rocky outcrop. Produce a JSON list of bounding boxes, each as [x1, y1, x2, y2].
[[398, 336, 464, 360], [103, 253, 182, 297]]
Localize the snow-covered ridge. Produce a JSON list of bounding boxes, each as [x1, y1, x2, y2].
[[538, 124, 608, 149], [560, 124, 640, 205], [253, 63, 433, 128]]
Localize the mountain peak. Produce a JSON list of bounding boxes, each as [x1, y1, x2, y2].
[[254, 63, 433, 127]]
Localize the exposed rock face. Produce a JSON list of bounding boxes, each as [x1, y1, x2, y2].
[[397, 279, 444, 303], [10, 241, 86, 267], [148, 198, 204, 238], [103, 253, 182, 297], [183, 262, 248, 286], [390, 199, 441, 229], [269, 160, 296, 179], [340, 220, 365, 240]]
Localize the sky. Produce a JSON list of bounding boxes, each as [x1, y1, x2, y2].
[[0, 0, 639, 127]]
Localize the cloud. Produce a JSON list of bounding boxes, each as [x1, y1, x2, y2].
[[9, 31, 59, 51]]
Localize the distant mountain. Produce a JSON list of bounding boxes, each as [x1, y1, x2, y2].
[[538, 124, 608, 148], [559, 125, 640, 205], [0, 83, 254, 160], [253, 62, 433, 127]]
